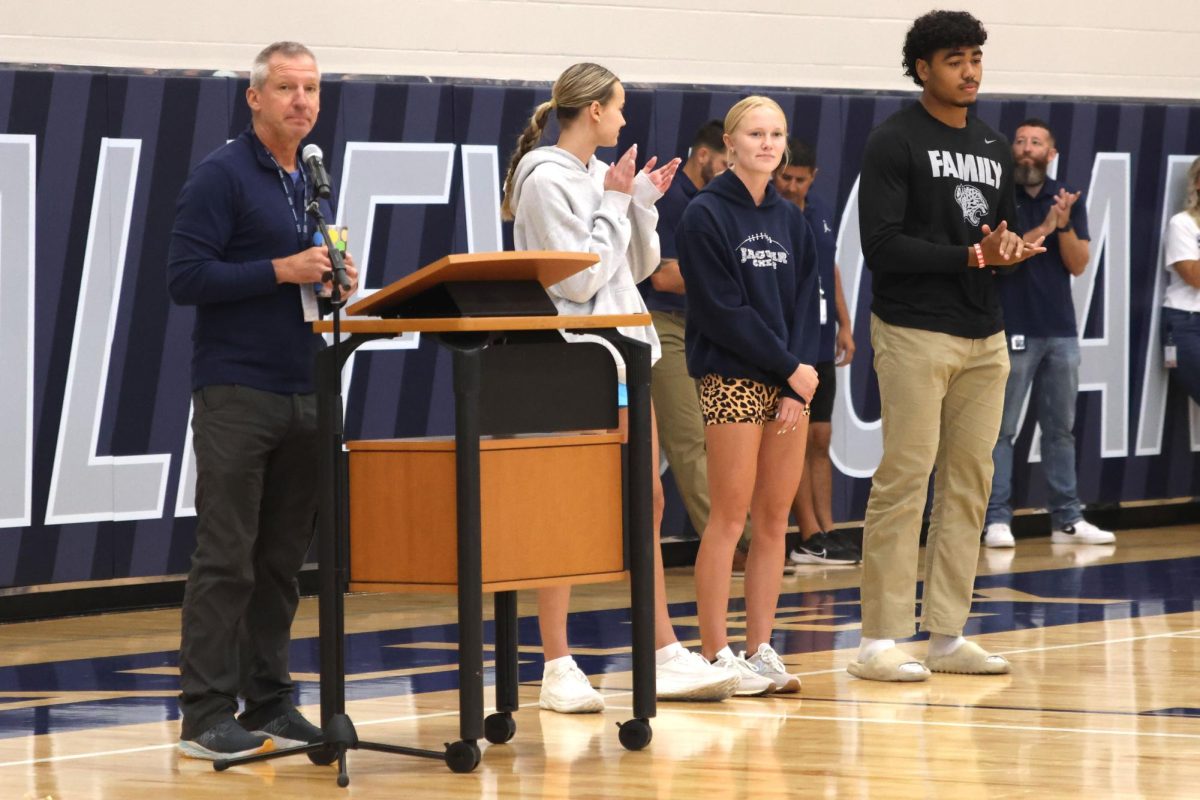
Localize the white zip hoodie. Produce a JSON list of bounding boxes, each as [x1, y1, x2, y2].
[[509, 145, 662, 381]]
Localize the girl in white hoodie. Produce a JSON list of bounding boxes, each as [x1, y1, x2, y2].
[[501, 62, 737, 712]]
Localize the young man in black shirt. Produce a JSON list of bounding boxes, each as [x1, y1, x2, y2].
[[851, 11, 1046, 682]]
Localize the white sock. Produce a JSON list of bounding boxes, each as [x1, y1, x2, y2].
[[543, 655, 575, 674], [859, 637, 926, 674], [655, 642, 687, 666], [858, 637, 894, 662], [711, 645, 736, 663], [928, 633, 966, 658]]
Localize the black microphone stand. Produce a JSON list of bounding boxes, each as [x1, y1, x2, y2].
[[213, 194, 464, 787]]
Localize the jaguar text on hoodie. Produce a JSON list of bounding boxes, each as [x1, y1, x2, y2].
[[676, 169, 820, 402]]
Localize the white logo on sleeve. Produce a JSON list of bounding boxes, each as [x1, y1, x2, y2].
[[735, 232, 790, 270], [954, 184, 990, 225]]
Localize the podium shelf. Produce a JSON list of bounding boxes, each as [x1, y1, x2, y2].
[[346, 433, 626, 594]]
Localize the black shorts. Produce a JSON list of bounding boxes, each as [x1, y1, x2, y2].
[[808, 360, 837, 423]]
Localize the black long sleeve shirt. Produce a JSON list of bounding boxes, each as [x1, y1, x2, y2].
[[858, 102, 1017, 339]]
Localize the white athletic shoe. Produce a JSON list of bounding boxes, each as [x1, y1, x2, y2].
[[539, 657, 605, 713], [656, 648, 739, 701], [743, 643, 800, 694], [712, 646, 774, 697], [1051, 519, 1115, 545], [983, 522, 1016, 548]]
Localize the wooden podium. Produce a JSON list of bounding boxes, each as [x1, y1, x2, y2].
[[305, 251, 657, 778]]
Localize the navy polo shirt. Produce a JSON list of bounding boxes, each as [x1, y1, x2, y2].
[[802, 194, 838, 363], [996, 177, 1090, 338], [640, 169, 698, 313]]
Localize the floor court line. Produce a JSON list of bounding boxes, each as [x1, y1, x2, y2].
[[0, 695, 631, 769], [791, 626, 1200, 677], [605, 704, 1200, 742], [2, 614, 1195, 769]]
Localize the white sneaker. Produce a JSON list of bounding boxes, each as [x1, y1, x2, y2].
[[712, 646, 774, 697], [1052, 519, 1115, 545], [656, 648, 739, 701], [983, 522, 1015, 548], [539, 657, 605, 713], [743, 643, 800, 693]]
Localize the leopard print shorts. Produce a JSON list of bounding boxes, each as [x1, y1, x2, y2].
[[699, 374, 781, 426]]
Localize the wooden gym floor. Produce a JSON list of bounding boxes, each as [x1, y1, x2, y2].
[[2, 524, 1199, 799]]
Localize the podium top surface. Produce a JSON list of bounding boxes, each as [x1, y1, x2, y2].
[[312, 313, 649, 335], [345, 251, 600, 317]]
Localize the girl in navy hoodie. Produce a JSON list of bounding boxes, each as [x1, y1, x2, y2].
[[677, 96, 821, 695]]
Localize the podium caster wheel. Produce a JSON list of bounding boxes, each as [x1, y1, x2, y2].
[[213, 759, 230, 772], [308, 744, 338, 766], [617, 718, 652, 751], [484, 712, 516, 744], [445, 740, 481, 773], [336, 773, 350, 788]]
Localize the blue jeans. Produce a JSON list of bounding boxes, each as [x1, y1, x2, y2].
[[986, 337, 1082, 528], [1162, 307, 1200, 404]]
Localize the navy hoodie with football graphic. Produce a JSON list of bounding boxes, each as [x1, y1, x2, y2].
[[676, 169, 820, 401]]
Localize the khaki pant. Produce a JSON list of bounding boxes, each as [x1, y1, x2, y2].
[[860, 315, 1009, 640], [650, 310, 710, 534]]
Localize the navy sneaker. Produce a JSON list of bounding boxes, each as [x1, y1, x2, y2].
[[247, 707, 324, 748], [179, 718, 273, 760]]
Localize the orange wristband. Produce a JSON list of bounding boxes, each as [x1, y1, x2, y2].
[[972, 242, 986, 269]]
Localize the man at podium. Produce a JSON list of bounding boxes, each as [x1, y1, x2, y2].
[[167, 41, 357, 760]]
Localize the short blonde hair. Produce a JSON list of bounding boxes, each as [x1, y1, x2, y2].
[[724, 95, 790, 168]]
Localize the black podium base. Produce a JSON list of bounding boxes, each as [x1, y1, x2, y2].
[[214, 713, 478, 786]]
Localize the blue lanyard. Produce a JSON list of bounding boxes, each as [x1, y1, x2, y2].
[[264, 149, 309, 250]]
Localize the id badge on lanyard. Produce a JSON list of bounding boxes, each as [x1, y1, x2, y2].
[[267, 151, 320, 320]]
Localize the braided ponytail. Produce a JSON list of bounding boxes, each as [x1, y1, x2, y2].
[[500, 62, 620, 221], [501, 100, 554, 220]]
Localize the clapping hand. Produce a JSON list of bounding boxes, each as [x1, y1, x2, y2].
[[642, 156, 681, 195], [603, 144, 639, 195], [978, 220, 1047, 266], [1051, 188, 1081, 229]]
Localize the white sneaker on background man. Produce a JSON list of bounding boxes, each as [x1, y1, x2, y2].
[[1051, 519, 1116, 545], [983, 522, 1015, 548]]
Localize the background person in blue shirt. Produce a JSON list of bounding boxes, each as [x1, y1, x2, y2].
[[774, 138, 860, 567], [168, 41, 358, 760], [984, 118, 1115, 548], [640, 120, 727, 545]]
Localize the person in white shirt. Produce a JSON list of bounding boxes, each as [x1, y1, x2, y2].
[[501, 62, 737, 712], [1162, 156, 1200, 405]]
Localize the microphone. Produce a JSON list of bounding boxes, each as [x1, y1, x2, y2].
[[302, 143, 332, 199], [300, 144, 350, 293]]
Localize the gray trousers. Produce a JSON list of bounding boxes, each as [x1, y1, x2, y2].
[[178, 384, 318, 738]]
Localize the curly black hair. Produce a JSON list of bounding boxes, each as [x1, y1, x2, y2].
[[902, 10, 988, 87]]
